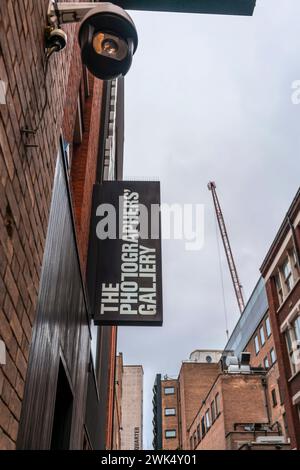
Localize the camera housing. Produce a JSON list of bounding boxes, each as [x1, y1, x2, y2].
[[78, 3, 138, 80], [46, 28, 68, 52]]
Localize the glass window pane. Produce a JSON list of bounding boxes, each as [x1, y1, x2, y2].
[[197, 424, 201, 441], [270, 348, 276, 364], [264, 356, 269, 369], [211, 401, 216, 422], [266, 316, 271, 337], [286, 330, 293, 353], [294, 316, 300, 341], [165, 408, 176, 416], [201, 417, 206, 436], [260, 326, 265, 346], [215, 393, 220, 415], [205, 410, 211, 429], [165, 430, 176, 438], [164, 387, 175, 395], [254, 335, 260, 354], [283, 259, 291, 278]]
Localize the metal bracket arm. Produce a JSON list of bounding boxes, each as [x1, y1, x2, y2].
[[47, 1, 111, 25]]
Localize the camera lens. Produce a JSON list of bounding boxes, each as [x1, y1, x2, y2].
[[102, 38, 119, 55], [93, 33, 119, 56]]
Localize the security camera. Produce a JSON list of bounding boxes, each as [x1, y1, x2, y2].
[[47, 2, 138, 80], [78, 3, 138, 80], [46, 28, 68, 52]]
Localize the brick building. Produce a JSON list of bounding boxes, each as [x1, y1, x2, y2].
[[120, 364, 143, 450], [153, 190, 300, 451], [260, 188, 300, 449], [152, 350, 222, 450], [153, 376, 180, 450], [112, 353, 123, 450], [0, 0, 125, 450], [188, 369, 289, 450], [224, 278, 287, 438]]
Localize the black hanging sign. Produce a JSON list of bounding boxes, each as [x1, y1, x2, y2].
[[112, 1, 256, 16], [89, 181, 163, 326]]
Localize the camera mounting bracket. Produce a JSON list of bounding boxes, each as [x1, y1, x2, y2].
[[47, 1, 111, 26]]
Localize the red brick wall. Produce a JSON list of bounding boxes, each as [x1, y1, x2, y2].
[[161, 380, 179, 450], [243, 313, 286, 434], [193, 375, 269, 450], [179, 362, 220, 449], [106, 326, 117, 450], [265, 277, 300, 448], [0, 0, 109, 450]]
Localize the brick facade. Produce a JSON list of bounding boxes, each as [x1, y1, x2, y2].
[[112, 353, 123, 450], [188, 373, 287, 450], [161, 379, 180, 450], [156, 357, 222, 450], [178, 361, 221, 449], [0, 0, 74, 448], [243, 312, 286, 435], [0, 0, 116, 449], [260, 189, 300, 449]]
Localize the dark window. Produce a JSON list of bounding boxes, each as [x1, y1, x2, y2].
[[275, 273, 283, 304], [215, 393, 220, 415], [197, 424, 201, 442], [211, 400, 216, 422], [201, 417, 206, 437], [51, 361, 73, 449], [282, 258, 294, 293], [283, 413, 289, 435], [193, 432, 197, 448], [271, 389, 277, 407], [277, 379, 284, 405]]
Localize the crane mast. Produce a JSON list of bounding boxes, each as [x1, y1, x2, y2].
[[208, 181, 245, 314]]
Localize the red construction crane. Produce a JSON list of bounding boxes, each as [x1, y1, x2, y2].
[[208, 181, 245, 314]]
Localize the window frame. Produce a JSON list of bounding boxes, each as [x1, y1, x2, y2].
[[264, 356, 269, 369], [201, 416, 206, 437], [254, 335, 260, 355], [265, 316, 271, 338], [205, 409, 211, 430], [211, 400, 216, 423], [193, 431, 197, 448], [275, 273, 284, 304], [215, 393, 221, 416], [271, 388, 277, 407], [164, 386, 175, 395], [282, 258, 293, 293], [260, 325, 266, 346], [164, 408, 176, 416], [165, 429, 177, 439], [270, 347, 276, 365], [197, 424, 201, 443]]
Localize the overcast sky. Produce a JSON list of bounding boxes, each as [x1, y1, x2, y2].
[[117, 0, 300, 449]]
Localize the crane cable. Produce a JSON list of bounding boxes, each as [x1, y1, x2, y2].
[[213, 211, 229, 341]]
